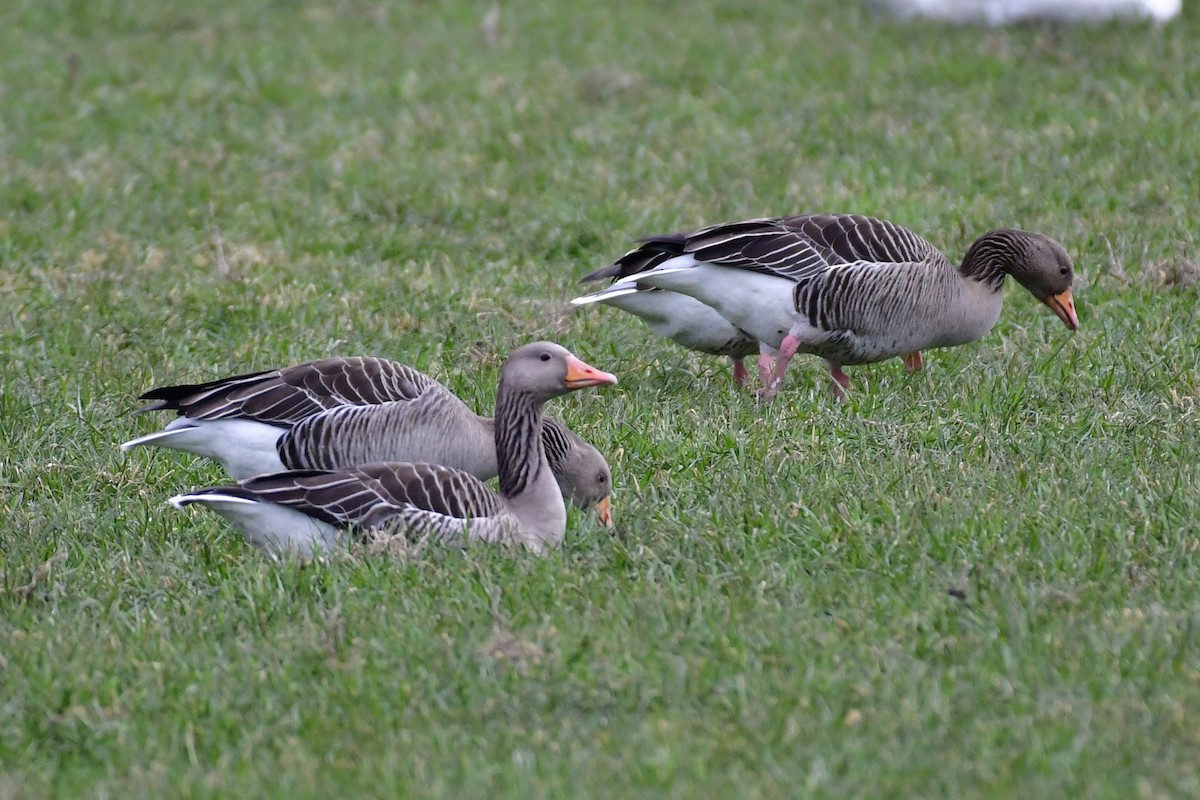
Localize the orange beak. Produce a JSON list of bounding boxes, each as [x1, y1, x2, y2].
[[564, 354, 618, 389], [594, 495, 613, 527], [1046, 289, 1079, 331]]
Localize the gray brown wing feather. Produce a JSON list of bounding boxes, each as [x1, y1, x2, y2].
[[138, 357, 441, 426], [232, 462, 508, 529], [580, 234, 690, 283], [589, 214, 949, 287], [777, 214, 948, 269], [774, 217, 953, 335], [597, 213, 956, 337], [588, 217, 830, 284]]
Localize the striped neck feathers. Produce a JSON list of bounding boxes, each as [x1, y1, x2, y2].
[[494, 386, 546, 498], [540, 419, 572, 475], [959, 230, 1030, 291]]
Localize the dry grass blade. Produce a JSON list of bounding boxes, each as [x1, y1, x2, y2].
[[12, 549, 67, 601]]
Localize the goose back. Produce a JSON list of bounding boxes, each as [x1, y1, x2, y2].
[[618, 214, 1008, 365], [138, 357, 439, 426]]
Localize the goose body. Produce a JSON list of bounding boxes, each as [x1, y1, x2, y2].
[[169, 343, 618, 557], [869, 0, 1179, 24], [610, 214, 1078, 399], [123, 356, 612, 521], [571, 249, 759, 385]]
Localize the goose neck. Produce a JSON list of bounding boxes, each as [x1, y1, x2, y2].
[[493, 385, 546, 499], [958, 233, 1015, 291]]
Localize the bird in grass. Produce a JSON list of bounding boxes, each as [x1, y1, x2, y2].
[[597, 213, 1078, 400], [167, 342, 618, 558], [122, 354, 614, 524]]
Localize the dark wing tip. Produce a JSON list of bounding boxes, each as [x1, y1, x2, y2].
[[134, 399, 172, 413], [579, 264, 622, 284], [136, 385, 176, 402]]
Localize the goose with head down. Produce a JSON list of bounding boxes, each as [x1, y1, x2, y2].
[[604, 213, 1078, 400], [167, 342, 618, 557], [122, 353, 613, 524]]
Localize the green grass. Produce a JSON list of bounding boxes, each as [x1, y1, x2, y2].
[[3, 0, 1199, 796]]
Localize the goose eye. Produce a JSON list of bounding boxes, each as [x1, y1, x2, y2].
[[539, 352, 551, 362], [596, 472, 607, 484], [1059, 267, 1069, 276]]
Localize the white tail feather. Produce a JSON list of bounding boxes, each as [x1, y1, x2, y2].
[[168, 492, 257, 510], [168, 491, 342, 557], [121, 428, 196, 453], [608, 255, 701, 289], [119, 419, 287, 480], [570, 284, 642, 306]]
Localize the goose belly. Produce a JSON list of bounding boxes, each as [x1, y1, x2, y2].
[[123, 420, 287, 479], [175, 494, 342, 558], [635, 258, 795, 349], [603, 290, 755, 355]]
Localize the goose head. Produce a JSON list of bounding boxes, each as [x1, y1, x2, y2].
[[553, 444, 614, 526], [502, 342, 619, 399], [966, 229, 1080, 331]]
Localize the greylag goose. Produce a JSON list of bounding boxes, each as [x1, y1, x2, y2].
[[122, 355, 613, 523], [167, 342, 618, 557], [570, 247, 760, 386], [606, 214, 1079, 400]]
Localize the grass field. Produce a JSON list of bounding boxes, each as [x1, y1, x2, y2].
[[3, 0, 1199, 796]]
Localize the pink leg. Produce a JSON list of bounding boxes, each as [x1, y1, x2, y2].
[[758, 335, 802, 400], [903, 351, 924, 373], [829, 364, 851, 402], [732, 358, 749, 388], [757, 351, 774, 387]]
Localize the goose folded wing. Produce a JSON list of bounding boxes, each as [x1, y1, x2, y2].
[[586, 218, 831, 285], [236, 462, 508, 528], [138, 357, 441, 425], [781, 214, 949, 269], [678, 217, 832, 281], [281, 357, 439, 408]]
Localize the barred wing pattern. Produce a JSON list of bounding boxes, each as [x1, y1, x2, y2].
[[679, 217, 830, 280], [773, 214, 948, 271], [227, 463, 516, 546], [582, 218, 830, 284], [580, 233, 690, 283], [275, 389, 601, 494], [597, 214, 948, 286], [139, 357, 440, 427]]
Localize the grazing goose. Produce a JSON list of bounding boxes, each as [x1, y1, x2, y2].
[[122, 356, 613, 524], [571, 247, 760, 386], [608, 214, 1079, 400], [168, 342, 618, 557]]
